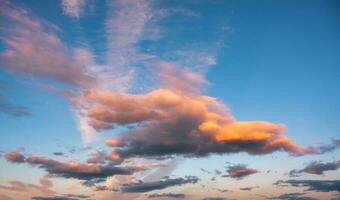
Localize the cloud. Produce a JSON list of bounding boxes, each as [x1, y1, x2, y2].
[[74, 64, 317, 161], [314, 139, 340, 154], [289, 161, 340, 177], [4, 151, 135, 185], [32, 197, 78, 200], [0, 98, 30, 117], [5, 150, 25, 163], [266, 193, 318, 200], [104, 0, 152, 92], [239, 186, 259, 191], [225, 165, 258, 179], [3, 1, 335, 154], [32, 194, 92, 200], [202, 198, 226, 200], [274, 180, 340, 192], [0, 2, 98, 89], [216, 189, 231, 193], [121, 176, 199, 193], [61, 0, 87, 18], [0, 0, 152, 142], [148, 193, 185, 199], [53, 152, 65, 156], [0, 193, 12, 200], [0, 179, 54, 195], [0, 83, 30, 117]]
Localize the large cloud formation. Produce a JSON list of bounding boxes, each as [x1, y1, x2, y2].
[[73, 64, 317, 161], [1, 0, 338, 161]]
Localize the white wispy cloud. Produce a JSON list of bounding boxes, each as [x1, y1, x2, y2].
[[61, 0, 87, 18]]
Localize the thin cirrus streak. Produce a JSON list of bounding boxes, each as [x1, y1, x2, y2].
[[61, 0, 87, 18]]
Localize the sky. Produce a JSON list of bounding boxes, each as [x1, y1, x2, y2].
[[0, 0, 339, 200]]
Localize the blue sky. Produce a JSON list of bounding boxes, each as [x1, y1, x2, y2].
[[0, 0, 339, 200]]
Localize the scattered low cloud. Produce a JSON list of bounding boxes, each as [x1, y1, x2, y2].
[[225, 165, 258, 179], [314, 139, 340, 154], [4, 151, 135, 186], [148, 193, 185, 199], [0, 98, 30, 117], [53, 152, 65, 156], [239, 186, 259, 191], [266, 192, 318, 200], [121, 176, 199, 193], [32, 197, 79, 200], [202, 198, 227, 200], [5, 150, 25, 163], [289, 160, 340, 177], [216, 189, 231, 193], [32, 194, 92, 200], [274, 180, 340, 192], [0, 178, 54, 195]]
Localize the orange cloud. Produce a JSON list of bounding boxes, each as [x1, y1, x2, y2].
[[5, 151, 25, 163], [72, 64, 313, 160], [225, 165, 258, 179]]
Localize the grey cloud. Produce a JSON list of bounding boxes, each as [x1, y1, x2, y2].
[[121, 176, 199, 193], [148, 193, 185, 199], [266, 192, 318, 200], [274, 180, 340, 192]]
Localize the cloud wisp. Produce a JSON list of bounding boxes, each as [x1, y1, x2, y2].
[[289, 160, 340, 177], [32, 193, 92, 200], [266, 192, 318, 200], [0, 82, 30, 117], [61, 0, 87, 18], [239, 186, 259, 191], [274, 180, 340, 192], [121, 176, 199, 193], [148, 193, 185, 199], [4, 151, 135, 186], [224, 165, 259, 179], [0, 178, 54, 195], [0, 2, 98, 89]]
